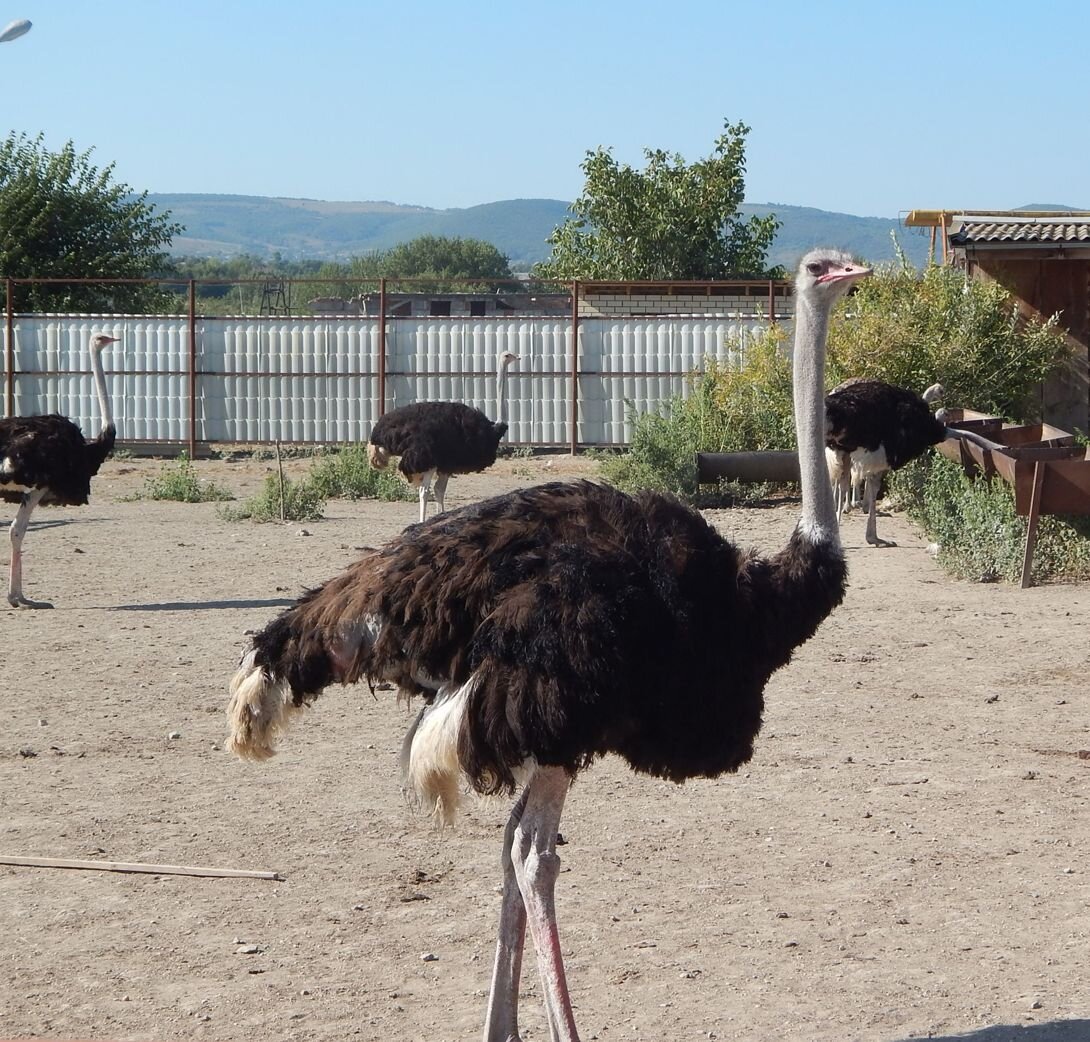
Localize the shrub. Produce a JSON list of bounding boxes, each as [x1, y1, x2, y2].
[[826, 251, 1071, 418], [307, 444, 415, 502], [598, 325, 796, 500], [131, 454, 234, 503], [218, 473, 326, 523], [600, 255, 1072, 504], [890, 455, 1090, 584]]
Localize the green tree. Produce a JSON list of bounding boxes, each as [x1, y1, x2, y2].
[[348, 235, 512, 286], [0, 132, 182, 311], [533, 119, 781, 281]]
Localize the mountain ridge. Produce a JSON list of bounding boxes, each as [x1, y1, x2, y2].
[[151, 193, 1086, 272]]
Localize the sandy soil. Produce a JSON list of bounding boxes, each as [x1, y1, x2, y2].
[[1, 453, 1088, 1042]]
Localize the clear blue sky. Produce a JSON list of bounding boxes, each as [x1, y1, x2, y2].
[[2, 0, 1087, 219]]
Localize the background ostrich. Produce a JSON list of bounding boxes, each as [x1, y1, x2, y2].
[[225, 249, 868, 1042], [367, 350, 519, 522], [825, 377, 946, 547], [1, 332, 120, 608]]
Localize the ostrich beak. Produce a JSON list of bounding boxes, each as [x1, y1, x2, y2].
[[818, 263, 872, 285]]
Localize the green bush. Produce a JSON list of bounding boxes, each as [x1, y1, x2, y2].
[[598, 325, 796, 501], [890, 455, 1090, 584], [306, 444, 415, 502], [600, 257, 1072, 504], [826, 252, 1071, 418], [218, 473, 326, 523], [131, 454, 234, 503]]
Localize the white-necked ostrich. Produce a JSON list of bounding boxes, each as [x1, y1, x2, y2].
[[1, 332, 121, 609], [225, 250, 867, 1042], [367, 350, 519, 522], [825, 378, 946, 547]]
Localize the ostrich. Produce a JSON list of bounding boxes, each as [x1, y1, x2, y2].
[[367, 350, 519, 522], [1, 332, 120, 608], [825, 378, 946, 547], [225, 249, 868, 1042]]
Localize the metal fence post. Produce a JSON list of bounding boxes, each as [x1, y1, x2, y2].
[[5, 277, 13, 418], [377, 277, 387, 418], [569, 280, 580, 454], [188, 280, 197, 458]]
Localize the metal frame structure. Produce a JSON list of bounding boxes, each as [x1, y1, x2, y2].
[[4, 275, 791, 457]]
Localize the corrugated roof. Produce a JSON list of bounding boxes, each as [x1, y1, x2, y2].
[[950, 220, 1090, 245]]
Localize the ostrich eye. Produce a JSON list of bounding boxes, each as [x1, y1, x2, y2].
[[806, 263, 822, 276]]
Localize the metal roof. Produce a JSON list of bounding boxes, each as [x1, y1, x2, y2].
[[950, 218, 1090, 245]]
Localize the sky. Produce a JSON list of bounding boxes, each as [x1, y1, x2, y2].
[[1, 0, 1088, 220]]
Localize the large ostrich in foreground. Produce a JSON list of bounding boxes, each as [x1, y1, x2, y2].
[[1, 332, 120, 608], [367, 350, 519, 522], [226, 250, 868, 1042], [825, 378, 946, 547]]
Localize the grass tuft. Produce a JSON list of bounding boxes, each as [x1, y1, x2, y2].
[[129, 454, 234, 503], [218, 473, 326, 523]]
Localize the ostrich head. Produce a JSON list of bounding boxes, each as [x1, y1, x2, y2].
[[921, 382, 945, 404], [498, 350, 519, 368], [795, 249, 871, 305], [90, 333, 120, 353]]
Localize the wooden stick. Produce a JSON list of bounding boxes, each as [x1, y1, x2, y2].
[[0, 855, 283, 880], [275, 439, 286, 522], [1020, 460, 1046, 589]]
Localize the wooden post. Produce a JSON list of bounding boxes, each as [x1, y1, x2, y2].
[[275, 440, 286, 522], [1019, 460, 1046, 588]]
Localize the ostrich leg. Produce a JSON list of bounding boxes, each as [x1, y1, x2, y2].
[[863, 474, 895, 547], [509, 766, 580, 1042], [417, 469, 436, 523], [433, 473, 449, 514], [482, 787, 532, 1042], [7, 488, 52, 608]]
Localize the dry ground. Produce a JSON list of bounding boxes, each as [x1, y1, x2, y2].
[[1, 454, 1088, 1042]]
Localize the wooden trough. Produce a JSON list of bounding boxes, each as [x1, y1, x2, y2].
[[695, 409, 1090, 589], [937, 411, 1090, 587]]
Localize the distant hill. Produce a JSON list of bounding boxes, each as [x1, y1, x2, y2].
[[151, 194, 1085, 273]]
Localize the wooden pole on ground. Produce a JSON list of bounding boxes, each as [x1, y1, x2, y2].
[[0, 854, 283, 880]]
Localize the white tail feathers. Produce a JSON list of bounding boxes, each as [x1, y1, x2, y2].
[[226, 650, 301, 761], [404, 681, 473, 826], [367, 441, 391, 470]]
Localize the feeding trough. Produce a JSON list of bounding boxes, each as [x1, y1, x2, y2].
[[941, 413, 1090, 587]]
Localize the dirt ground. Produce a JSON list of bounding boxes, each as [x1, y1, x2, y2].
[[1, 453, 1088, 1042]]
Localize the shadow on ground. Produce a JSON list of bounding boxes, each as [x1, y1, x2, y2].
[[896, 1021, 1090, 1042]]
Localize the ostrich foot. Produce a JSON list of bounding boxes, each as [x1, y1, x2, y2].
[[866, 535, 897, 548], [9, 593, 55, 608]]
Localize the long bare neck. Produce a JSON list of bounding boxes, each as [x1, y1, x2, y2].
[[793, 296, 838, 544], [496, 358, 511, 427], [90, 346, 114, 434]]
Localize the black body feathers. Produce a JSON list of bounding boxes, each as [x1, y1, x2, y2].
[[0, 414, 116, 505], [247, 480, 846, 792], [825, 379, 945, 467], [368, 401, 507, 477]]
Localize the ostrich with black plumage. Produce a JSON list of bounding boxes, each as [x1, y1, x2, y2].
[[1, 332, 120, 608], [825, 377, 947, 547], [225, 249, 869, 1042], [367, 350, 520, 522]]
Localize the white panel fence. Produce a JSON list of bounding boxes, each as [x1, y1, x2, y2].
[[3, 314, 777, 450]]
